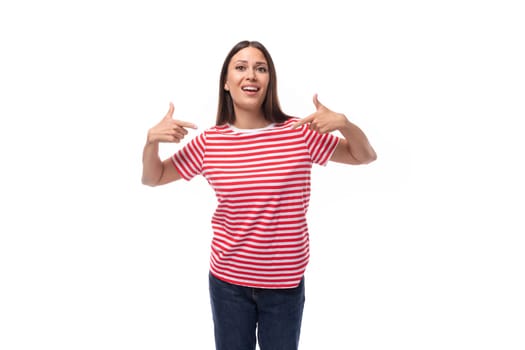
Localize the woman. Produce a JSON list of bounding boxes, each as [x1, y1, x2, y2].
[[142, 40, 376, 350]]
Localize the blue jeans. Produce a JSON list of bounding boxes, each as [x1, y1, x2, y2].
[[209, 273, 305, 350]]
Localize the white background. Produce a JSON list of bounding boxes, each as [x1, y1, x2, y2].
[[1, 0, 524, 349]]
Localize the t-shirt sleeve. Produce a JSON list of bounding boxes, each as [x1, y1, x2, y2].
[[301, 124, 340, 166], [171, 131, 206, 180]]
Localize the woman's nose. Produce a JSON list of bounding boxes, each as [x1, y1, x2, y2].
[[246, 68, 257, 80]]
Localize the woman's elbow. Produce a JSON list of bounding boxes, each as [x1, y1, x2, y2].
[[363, 150, 377, 164], [354, 149, 377, 165], [141, 175, 160, 187]]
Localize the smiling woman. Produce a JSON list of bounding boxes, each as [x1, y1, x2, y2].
[[2, 0, 524, 349], [141, 40, 376, 350], [217, 41, 288, 129]]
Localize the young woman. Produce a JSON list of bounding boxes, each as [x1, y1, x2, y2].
[[142, 40, 376, 350]]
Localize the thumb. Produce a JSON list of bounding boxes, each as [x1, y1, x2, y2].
[[164, 102, 175, 120], [312, 93, 324, 110]]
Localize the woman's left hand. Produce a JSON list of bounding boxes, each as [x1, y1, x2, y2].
[[292, 94, 348, 133]]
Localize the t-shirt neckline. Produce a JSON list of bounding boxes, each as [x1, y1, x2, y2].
[[227, 123, 276, 133]]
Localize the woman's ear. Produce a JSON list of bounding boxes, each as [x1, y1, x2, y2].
[[224, 82, 229, 91]]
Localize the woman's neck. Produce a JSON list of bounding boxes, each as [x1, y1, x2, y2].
[[232, 110, 269, 129]]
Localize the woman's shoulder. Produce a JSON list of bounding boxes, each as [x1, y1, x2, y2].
[[206, 124, 234, 134], [196, 124, 230, 133], [276, 117, 300, 128]]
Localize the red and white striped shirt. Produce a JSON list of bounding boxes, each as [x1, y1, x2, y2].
[[172, 117, 339, 288]]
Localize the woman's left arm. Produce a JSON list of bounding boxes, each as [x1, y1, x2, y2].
[[292, 94, 377, 165]]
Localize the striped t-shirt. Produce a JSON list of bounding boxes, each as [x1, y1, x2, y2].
[[171, 117, 339, 289]]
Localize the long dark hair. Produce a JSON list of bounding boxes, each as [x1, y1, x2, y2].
[[215, 40, 292, 125]]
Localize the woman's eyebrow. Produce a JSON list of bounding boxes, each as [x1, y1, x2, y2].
[[233, 60, 267, 65]]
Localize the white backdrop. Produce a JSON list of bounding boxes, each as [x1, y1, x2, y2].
[[1, 0, 524, 349]]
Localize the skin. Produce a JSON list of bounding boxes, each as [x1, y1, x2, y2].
[[293, 93, 377, 165], [223, 47, 271, 129], [141, 102, 196, 186], [142, 46, 377, 187]]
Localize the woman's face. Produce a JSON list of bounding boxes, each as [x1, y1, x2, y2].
[[224, 47, 270, 113]]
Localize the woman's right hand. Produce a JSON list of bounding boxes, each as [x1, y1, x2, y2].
[[147, 102, 197, 144]]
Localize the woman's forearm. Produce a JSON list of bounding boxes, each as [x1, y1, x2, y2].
[[141, 140, 163, 186], [339, 117, 377, 164]]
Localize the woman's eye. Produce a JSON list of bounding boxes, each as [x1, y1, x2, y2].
[[257, 67, 267, 73], [235, 66, 246, 71]]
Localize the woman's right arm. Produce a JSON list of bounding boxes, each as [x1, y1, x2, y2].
[[141, 102, 197, 187]]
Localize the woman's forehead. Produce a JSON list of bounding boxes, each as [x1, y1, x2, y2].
[[230, 47, 267, 63]]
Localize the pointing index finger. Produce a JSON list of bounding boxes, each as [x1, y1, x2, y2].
[[292, 115, 314, 129], [174, 119, 198, 129]]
